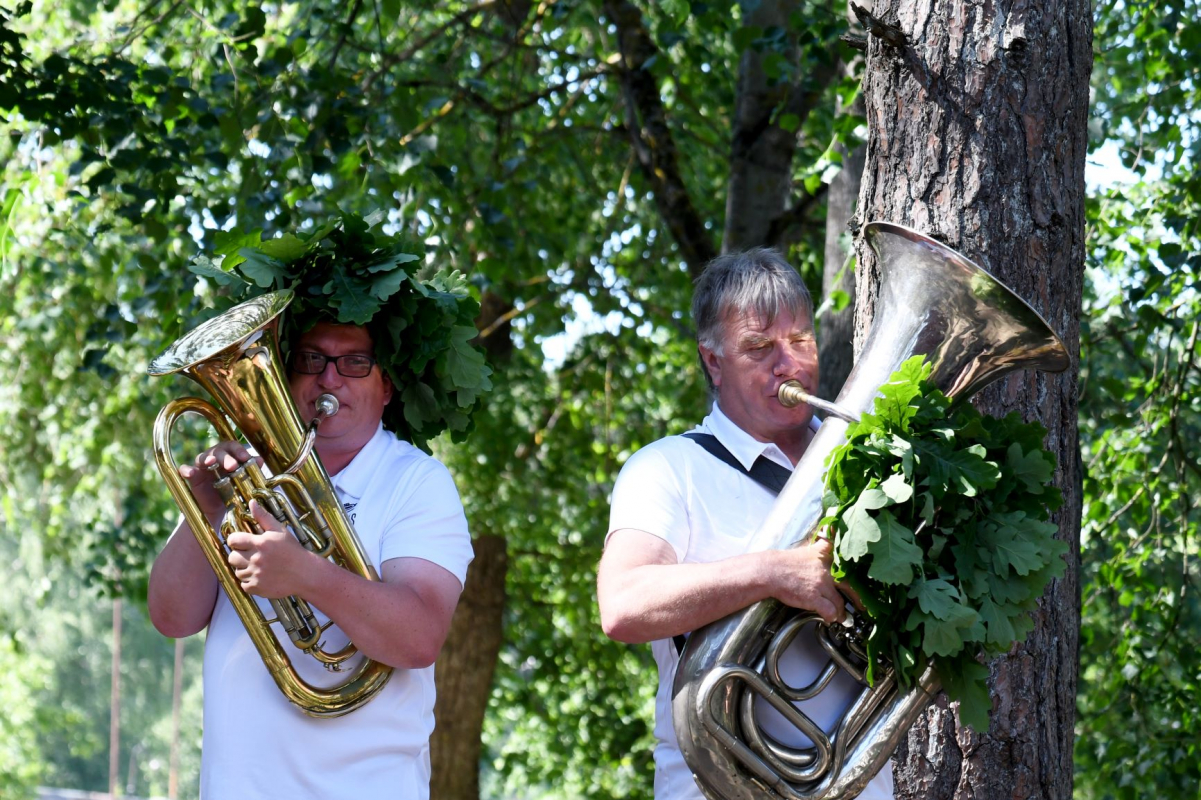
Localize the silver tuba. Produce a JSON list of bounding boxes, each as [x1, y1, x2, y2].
[[671, 221, 1070, 799]]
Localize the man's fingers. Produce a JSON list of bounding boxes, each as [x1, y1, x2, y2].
[[217, 446, 247, 472], [837, 581, 865, 612], [249, 499, 270, 524], [816, 596, 840, 625], [248, 500, 285, 533], [822, 585, 845, 623], [193, 443, 251, 474]]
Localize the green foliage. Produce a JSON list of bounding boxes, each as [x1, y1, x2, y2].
[[1074, 188, 1201, 798], [822, 357, 1067, 731], [194, 213, 491, 447], [1072, 1, 1201, 794], [0, 638, 49, 799], [460, 325, 708, 799], [3, 525, 204, 798], [16, 0, 1186, 796]]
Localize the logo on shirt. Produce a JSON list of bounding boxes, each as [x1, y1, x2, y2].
[[343, 501, 357, 525]]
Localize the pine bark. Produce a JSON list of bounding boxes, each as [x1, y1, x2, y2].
[[851, 0, 1091, 796]]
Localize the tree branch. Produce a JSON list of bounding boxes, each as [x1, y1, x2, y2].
[[602, 0, 717, 278], [723, 0, 841, 251], [396, 70, 606, 119], [328, 0, 364, 70], [766, 185, 829, 249], [478, 295, 544, 340], [362, 1, 500, 92], [113, 0, 188, 56], [849, 1, 909, 48], [392, 2, 560, 147]]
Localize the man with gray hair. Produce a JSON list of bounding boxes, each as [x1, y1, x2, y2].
[[597, 248, 893, 800]]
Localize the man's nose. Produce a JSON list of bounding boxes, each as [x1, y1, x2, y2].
[[316, 359, 343, 387], [773, 344, 802, 375]]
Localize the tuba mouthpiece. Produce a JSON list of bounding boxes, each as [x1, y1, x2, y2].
[[777, 381, 860, 423], [777, 380, 809, 408], [315, 394, 340, 419], [283, 394, 340, 476]]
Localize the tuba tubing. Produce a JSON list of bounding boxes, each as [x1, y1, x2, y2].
[[150, 290, 392, 718], [671, 222, 1071, 799]]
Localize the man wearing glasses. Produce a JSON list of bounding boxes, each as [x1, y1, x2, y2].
[[148, 319, 473, 800]]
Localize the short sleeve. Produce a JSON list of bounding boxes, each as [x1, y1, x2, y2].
[[379, 460, 473, 588], [607, 443, 691, 562]]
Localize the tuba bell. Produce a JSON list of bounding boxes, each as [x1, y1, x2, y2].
[[148, 289, 392, 717], [671, 221, 1071, 799]]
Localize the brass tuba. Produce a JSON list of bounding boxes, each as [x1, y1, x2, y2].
[[671, 222, 1071, 799], [149, 289, 392, 717]]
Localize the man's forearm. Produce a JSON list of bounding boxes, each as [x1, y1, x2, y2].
[[598, 550, 780, 644], [294, 556, 458, 671], [148, 518, 220, 638], [598, 532, 842, 643]]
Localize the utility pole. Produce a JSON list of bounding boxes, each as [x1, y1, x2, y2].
[[109, 597, 123, 797], [169, 637, 184, 799]]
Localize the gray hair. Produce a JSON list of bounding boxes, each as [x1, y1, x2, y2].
[[691, 247, 814, 388]]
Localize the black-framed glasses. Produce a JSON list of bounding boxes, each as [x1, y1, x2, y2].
[[290, 351, 378, 378]]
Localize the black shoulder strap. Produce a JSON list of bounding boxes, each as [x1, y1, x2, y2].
[[671, 433, 793, 656], [682, 432, 792, 495]]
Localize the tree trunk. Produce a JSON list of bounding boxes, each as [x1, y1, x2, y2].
[[430, 533, 508, 800], [817, 139, 863, 400], [851, 0, 1091, 796], [605, 0, 718, 277], [109, 597, 123, 798], [724, 0, 841, 254], [724, 0, 803, 252]]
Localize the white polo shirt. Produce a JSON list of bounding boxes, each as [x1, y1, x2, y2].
[[200, 423, 473, 800], [607, 404, 893, 800]]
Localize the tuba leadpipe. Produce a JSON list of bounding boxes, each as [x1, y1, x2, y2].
[[149, 290, 392, 717], [671, 222, 1070, 799]]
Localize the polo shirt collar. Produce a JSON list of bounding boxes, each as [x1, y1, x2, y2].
[[703, 403, 793, 472], [329, 423, 389, 502]]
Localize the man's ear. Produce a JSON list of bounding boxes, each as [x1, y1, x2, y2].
[[381, 372, 394, 406], [697, 343, 722, 388]]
